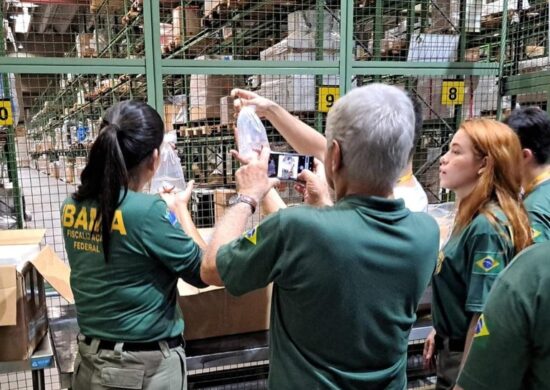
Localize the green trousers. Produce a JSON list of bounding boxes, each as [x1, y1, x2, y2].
[[72, 335, 188, 390], [435, 346, 463, 390]]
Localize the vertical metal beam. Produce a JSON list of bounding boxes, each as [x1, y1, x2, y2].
[[315, 0, 325, 132], [143, 0, 164, 114], [453, 0, 468, 126], [0, 6, 24, 229], [496, 0, 510, 119], [339, 0, 353, 94]]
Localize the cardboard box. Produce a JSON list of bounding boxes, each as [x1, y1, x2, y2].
[[189, 72, 234, 121], [91, 0, 125, 13], [173, 6, 201, 41], [220, 96, 235, 125], [0, 230, 73, 361], [287, 10, 339, 34], [204, 0, 221, 17], [259, 75, 316, 112], [214, 188, 237, 222], [75, 33, 107, 58], [178, 281, 271, 341]]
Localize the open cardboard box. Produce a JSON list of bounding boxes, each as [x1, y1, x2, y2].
[[0, 229, 73, 361], [177, 228, 272, 340], [178, 281, 272, 341]]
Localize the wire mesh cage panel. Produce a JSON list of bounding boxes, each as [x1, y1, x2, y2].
[[159, 0, 340, 61], [353, 0, 504, 63], [165, 72, 329, 229], [2, 0, 145, 59], [504, 0, 549, 77]]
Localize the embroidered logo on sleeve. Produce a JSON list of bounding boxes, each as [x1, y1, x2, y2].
[[165, 210, 178, 226], [474, 314, 490, 338], [474, 254, 503, 274], [243, 226, 258, 245], [531, 224, 544, 242]]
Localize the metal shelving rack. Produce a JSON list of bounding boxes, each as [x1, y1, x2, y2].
[[1, 0, 548, 388]]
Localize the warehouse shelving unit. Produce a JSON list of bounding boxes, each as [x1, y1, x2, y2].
[[1, 0, 547, 388]]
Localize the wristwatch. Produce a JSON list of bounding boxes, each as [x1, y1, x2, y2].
[[228, 193, 258, 214]]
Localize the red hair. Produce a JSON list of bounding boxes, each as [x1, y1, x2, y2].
[[454, 119, 531, 252]]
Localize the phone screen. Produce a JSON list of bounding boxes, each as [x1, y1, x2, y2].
[[268, 152, 314, 181]]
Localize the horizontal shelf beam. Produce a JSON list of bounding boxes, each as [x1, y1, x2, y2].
[[161, 60, 340, 75], [351, 61, 500, 76], [503, 70, 550, 95], [0, 57, 146, 74]]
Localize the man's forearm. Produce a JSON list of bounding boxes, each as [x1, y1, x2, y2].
[[201, 203, 253, 285], [266, 104, 327, 161]]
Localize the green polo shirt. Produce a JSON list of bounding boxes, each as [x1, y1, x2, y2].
[[61, 190, 204, 342], [457, 242, 550, 389], [217, 195, 439, 389], [432, 205, 515, 341], [524, 180, 550, 243]]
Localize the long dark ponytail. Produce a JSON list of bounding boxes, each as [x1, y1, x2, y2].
[[73, 100, 164, 259]]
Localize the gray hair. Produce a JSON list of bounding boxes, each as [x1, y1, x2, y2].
[[325, 83, 415, 193]]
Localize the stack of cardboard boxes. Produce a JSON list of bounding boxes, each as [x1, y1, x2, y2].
[[258, 10, 340, 112]]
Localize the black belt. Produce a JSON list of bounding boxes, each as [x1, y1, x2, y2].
[[83, 335, 184, 352], [435, 334, 465, 352]]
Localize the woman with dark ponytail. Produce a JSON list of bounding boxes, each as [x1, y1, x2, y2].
[[61, 100, 206, 389]]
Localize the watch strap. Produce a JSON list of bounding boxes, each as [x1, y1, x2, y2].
[[233, 194, 257, 214]]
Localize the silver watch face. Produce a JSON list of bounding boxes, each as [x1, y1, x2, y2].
[[228, 194, 240, 206]]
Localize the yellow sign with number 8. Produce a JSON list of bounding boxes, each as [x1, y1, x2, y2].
[[441, 81, 465, 106], [318, 87, 340, 113]]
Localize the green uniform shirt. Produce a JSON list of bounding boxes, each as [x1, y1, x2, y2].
[[61, 190, 204, 342], [524, 180, 550, 243], [217, 196, 439, 389], [432, 206, 515, 340], [457, 242, 550, 389]]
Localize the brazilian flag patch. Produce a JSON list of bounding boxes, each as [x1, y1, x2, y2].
[[474, 314, 490, 338], [474, 253, 503, 275], [243, 226, 258, 245], [531, 224, 544, 242]]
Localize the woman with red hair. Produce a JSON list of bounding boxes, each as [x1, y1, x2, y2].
[[423, 119, 532, 389]]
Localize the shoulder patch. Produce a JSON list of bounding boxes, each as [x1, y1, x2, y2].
[[531, 224, 545, 242], [243, 226, 258, 245], [474, 314, 490, 338], [165, 210, 178, 226], [474, 253, 503, 275], [435, 251, 445, 274]]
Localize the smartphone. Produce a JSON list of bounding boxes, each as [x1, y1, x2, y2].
[[268, 152, 314, 181]]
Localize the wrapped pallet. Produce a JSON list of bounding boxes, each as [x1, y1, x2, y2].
[[259, 75, 316, 112], [189, 56, 234, 121]]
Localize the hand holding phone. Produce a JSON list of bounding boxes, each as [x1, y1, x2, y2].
[[268, 152, 314, 181]]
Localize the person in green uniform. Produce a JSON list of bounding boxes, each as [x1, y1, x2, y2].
[[201, 84, 440, 389], [423, 119, 532, 390], [504, 107, 550, 242], [231, 89, 429, 212], [455, 242, 550, 390], [61, 100, 206, 390]]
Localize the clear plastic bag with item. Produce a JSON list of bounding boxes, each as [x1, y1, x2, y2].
[[150, 131, 186, 194], [236, 106, 269, 158]]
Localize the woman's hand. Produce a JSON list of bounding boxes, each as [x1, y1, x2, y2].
[[423, 329, 437, 370], [160, 180, 195, 212], [231, 88, 278, 119]]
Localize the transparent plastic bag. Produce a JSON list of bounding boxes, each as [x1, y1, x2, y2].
[[150, 131, 186, 193], [236, 106, 269, 158], [427, 202, 456, 250]]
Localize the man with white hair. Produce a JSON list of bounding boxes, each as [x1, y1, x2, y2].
[[201, 84, 439, 389]]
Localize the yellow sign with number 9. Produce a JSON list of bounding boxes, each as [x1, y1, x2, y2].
[[318, 87, 340, 113]]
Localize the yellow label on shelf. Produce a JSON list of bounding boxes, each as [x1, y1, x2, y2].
[[318, 87, 340, 113], [0, 99, 13, 126], [441, 81, 465, 106]]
